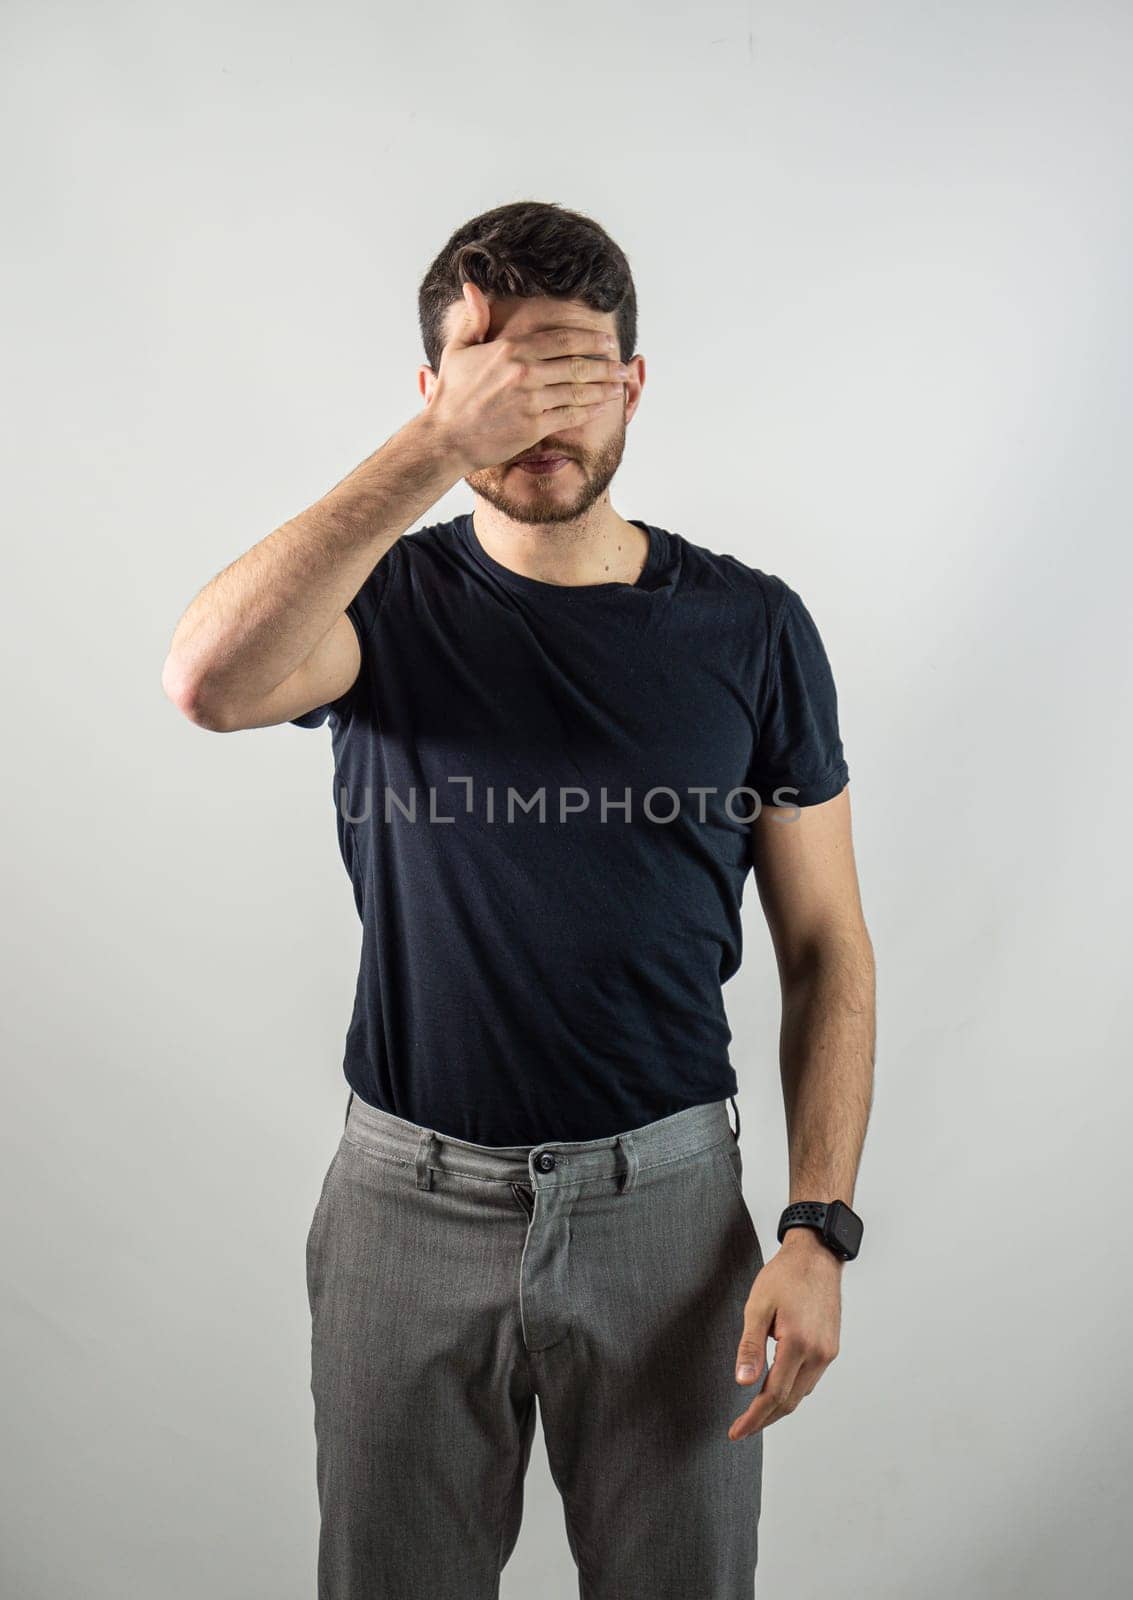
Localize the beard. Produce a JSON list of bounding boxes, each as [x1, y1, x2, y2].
[[464, 413, 627, 526]]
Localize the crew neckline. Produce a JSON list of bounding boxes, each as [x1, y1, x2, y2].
[[457, 511, 663, 596]]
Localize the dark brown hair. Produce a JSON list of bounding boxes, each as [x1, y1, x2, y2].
[[417, 200, 637, 373]]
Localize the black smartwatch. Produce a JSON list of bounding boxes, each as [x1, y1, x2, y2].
[[777, 1200, 863, 1261]]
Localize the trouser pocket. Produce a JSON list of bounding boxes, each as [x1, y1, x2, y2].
[[716, 1139, 764, 1266]]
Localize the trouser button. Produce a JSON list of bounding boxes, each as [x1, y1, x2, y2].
[[534, 1151, 557, 1173]]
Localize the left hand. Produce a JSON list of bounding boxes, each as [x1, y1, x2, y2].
[[728, 1229, 843, 1440]]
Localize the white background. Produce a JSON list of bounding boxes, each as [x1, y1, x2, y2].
[[2, 2, 1130, 1595]]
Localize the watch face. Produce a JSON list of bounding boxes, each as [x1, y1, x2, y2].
[[830, 1203, 863, 1257]]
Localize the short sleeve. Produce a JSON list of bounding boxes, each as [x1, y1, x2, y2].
[[750, 581, 850, 807], [289, 544, 398, 729]]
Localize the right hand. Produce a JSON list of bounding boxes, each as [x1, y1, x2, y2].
[[422, 281, 629, 473]]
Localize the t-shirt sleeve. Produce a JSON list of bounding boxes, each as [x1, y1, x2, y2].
[[749, 580, 850, 807], [289, 544, 398, 729]]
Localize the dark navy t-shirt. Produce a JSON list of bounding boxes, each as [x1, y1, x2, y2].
[[291, 511, 849, 1145]]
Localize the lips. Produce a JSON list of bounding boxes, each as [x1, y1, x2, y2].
[[514, 454, 572, 476]]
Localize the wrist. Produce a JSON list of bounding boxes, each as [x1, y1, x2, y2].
[[406, 406, 473, 482], [777, 1197, 863, 1262], [779, 1225, 845, 1263]]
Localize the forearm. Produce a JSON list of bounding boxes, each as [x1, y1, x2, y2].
[[777, 928, 876, 1211], [162, 411, 465, 719]]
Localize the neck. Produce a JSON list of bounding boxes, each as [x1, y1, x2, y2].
[[470, 502, 648, 588]]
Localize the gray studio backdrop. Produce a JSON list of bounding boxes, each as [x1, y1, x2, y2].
[[3, 3, 1130, 1597]]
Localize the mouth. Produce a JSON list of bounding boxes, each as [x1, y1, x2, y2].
[[514, 455, 572, 476]]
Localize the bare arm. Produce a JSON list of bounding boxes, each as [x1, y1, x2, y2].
[[729, 785, 875, 1441], [161, 411, 464, 731], [161, 281, 627, 733], [753, 786, 876, 1213]]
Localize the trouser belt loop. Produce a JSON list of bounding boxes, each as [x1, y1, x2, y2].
[[415, 1129, 438, 1191], [616, 1132, 640, 1195], [729, 1094, 741, 1141], [343, 1089, 355, 1130]]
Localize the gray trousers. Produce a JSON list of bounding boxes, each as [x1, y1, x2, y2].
[[305, 1091, 768, 1599]]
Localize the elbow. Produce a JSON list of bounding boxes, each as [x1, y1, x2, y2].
[[161, 653, 241, 732], [780, 919, 875, 995]]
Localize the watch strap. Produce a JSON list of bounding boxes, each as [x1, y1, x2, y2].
[[777, 1201, 829, 1241], [777, 1199, 863, 1260]]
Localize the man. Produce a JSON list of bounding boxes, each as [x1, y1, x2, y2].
[[162, 200, 875, 1599]]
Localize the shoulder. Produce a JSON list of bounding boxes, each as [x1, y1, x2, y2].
[[353, 516, 463, 602], [664, 525, 793, 636], [375, 516, 469, 582], [400, 515, 464, 559]]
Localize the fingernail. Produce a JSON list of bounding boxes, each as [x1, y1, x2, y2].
[[736, 1364, 756, 1382]]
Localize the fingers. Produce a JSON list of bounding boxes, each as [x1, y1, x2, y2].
[[735, 1296, 772, 1389], [520, 325, 622, 362], [728, 1346, 804, 1440], [728, 1339, 833, 1440], [527, 348, 628, 432], [732, 1292, 802, 1441], [499, 327, 627, 431], [445, 280, 491, 351], [539, 393, 625, 430], [527, 354, 630, 389]]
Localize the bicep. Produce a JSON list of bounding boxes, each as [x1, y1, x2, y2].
[[750, 785, 867, 978], [230, 611, 362, 730]]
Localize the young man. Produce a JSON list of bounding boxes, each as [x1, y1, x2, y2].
[[162, 201, 875, 1599]]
